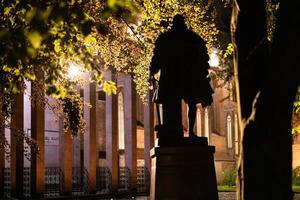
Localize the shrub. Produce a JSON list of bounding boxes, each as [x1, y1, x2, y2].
[[222, 166, 237, 187], [292, 166, 300, 186]]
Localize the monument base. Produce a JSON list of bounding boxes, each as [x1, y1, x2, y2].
[[150, 143, 218, 200]]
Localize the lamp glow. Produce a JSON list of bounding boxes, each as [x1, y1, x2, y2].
[[68, 62, 81, 78], [208, 48, 220, 67]]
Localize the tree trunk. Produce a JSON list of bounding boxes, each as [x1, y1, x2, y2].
[[234, 0, 300, 199]]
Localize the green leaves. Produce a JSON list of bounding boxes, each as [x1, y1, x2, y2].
[[292, 125, 300, 135], [27, 31, 43, 49], [4, 7, 12, 16], [53, 39, 62, 53], [294, 89, 300, 114], [103, 80, 117, 95], [293, 87, 300, 135], [84, 35, 97, 44]]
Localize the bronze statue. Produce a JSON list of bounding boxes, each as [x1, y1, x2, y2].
[[150, 14, 213, 145]]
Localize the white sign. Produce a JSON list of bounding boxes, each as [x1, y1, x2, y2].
[[45, 131, 59, 146]]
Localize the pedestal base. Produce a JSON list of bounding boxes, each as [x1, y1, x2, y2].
[[150, 145, 218, 200]]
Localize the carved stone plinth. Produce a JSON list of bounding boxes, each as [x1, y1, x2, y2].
[[150, 142, 218, 200]]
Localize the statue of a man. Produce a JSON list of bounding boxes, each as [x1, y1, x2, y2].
[[150, 14, 213, 143]]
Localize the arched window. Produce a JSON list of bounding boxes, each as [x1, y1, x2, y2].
[[227, 115, 233, 148], [118, 92, 125, 150], [204, 108, 210, 144], [234, 113, 239, 155], [196, 107, 202, 136]]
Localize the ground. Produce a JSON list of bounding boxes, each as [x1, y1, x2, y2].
[[134, 192, 300, 200]]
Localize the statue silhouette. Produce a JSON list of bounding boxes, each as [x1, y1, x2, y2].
[[150, 14, 213, 145]]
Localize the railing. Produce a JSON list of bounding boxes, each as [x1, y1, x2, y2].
[[4, 168, 10, 198], [72, 167, 90, 195], [118, 167, 131, 192], [2, 166, 150, 198], [23, 167, 31, 197], [45, 167, 63, 197], [137, 167, 150, 194], [96, 167, 111, 193]]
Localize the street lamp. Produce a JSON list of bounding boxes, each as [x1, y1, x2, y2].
[[68, 62, 81, 78], [208, 48, 220, 68]]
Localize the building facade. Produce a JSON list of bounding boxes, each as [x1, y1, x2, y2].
[[1, 71, 240, 198]]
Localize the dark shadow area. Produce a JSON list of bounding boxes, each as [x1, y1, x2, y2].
[[236, 1, 300, 199]]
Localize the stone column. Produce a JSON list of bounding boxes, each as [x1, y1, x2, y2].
[[10, 91, 24, 198], [84, 82, 97, 193], [182, 101, 188, 136], [198, 107, 206, 137], [0, 107, 4, 198], [204, 107, 211, 144], [196, 106, 202, 136], [124, 75, 137, 190], [31, 70, 45, 198], [143, 92, 154, 172], [59, 118, 72, 195], [105, 70, 118, 191]]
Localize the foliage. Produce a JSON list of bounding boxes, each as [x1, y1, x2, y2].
[[221, 166, 237, 187], [0, 0, 132, 158], [293, 88, 300, 135], [294, 89, 300, 114], [266, 0, 280, 42], [292, 166, 300, 186], [60, 91, 85, 137], [0, 0, 230, 158]]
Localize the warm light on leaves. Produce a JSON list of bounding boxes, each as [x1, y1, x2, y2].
[[27, 31, 43, 49], [102, 80, 117, 95]]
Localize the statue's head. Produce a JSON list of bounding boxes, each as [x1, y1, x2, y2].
[[172, 14, 186, 30]]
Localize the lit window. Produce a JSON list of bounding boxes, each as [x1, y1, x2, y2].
[[234, 113, 239, 155], [204, 108, 210, 144], [227, 115, 233, 148], [118, 92, 125, 150]]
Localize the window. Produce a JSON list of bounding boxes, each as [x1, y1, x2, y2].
[[234, 113, 239, 155], [227, 115, 233, 148], [98, 91, 106, 101], [196, 107, 202, 136], [204, 108, 210, 144], [118, 92, 125, 150]]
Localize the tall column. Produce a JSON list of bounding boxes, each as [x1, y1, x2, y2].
[[0, 102, 4, 198], [10, 91, 24, 198], [124, 75, 137, 190], [31, 70, 45, 198], [105, 70, 118, 191], [84, 82, 97, 193], [199, 107, 206, 137], [196, 106, 202, 136], [143, 92, 154, 172], [204, 107, 210, 144], [59, 119, 72, 195], [182, 101, 188, 136]]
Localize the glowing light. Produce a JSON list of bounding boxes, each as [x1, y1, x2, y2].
[[68, 62, 81, 78], [209, 48, 220, 67]]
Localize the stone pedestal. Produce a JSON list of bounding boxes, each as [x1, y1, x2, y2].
[[150, 142, 218, 200]]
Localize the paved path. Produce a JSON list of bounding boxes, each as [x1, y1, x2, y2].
[[218, 192, 300, 200], [136, 193, 300, 200]]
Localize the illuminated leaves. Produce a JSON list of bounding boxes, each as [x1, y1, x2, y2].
[[267, 0, 280, 42], [27, 31, 43, 49], [293, 87, 300, 135], [0, 0, 229, 139], [53, 39, 62, 53], [102, 80, 117, 95], [223, 43, 234, 59], [292, 125, 300, 135]]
